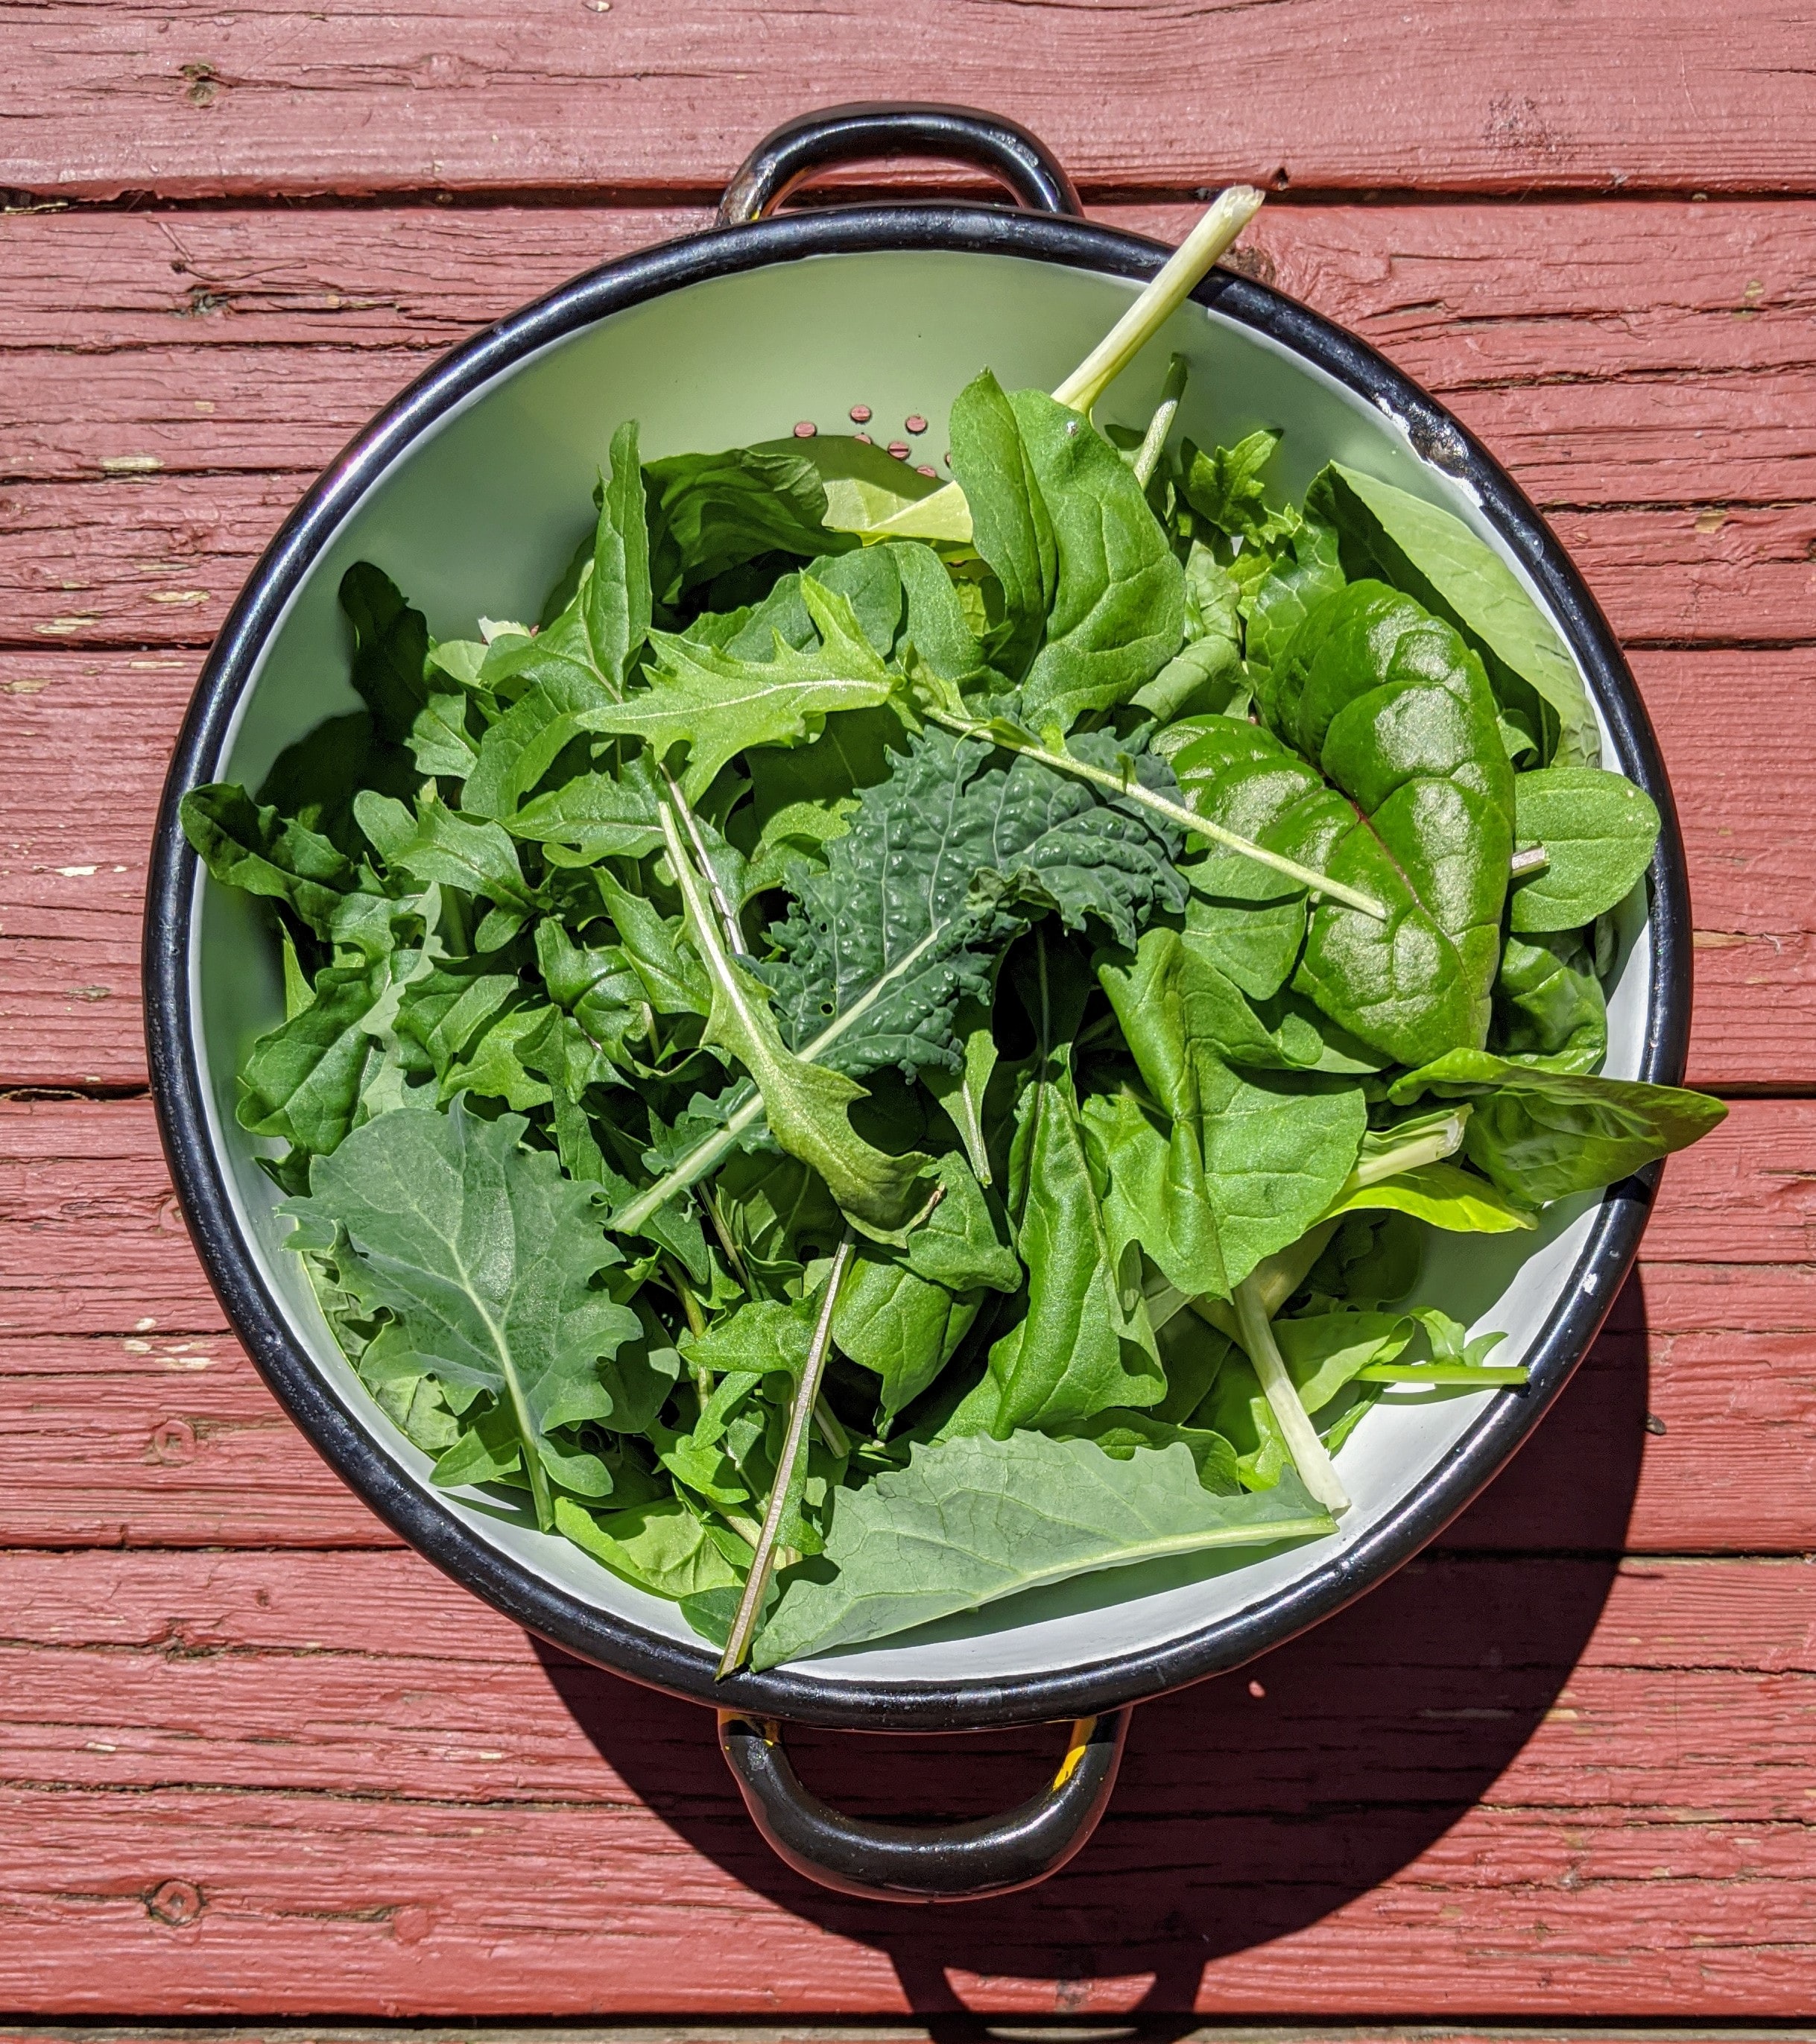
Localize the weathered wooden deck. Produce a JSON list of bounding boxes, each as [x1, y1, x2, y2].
[[3, 2, 1814, 2027]]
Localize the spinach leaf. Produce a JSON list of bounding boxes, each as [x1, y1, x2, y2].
[[985, 938, 1165, 1432], [1510, 766, 1660, 932], [1174, 580, 1515, 1067], [1240, 514, 1346, 677], [951, 372, 1185, 728], [284, 1101, 645, 1532], [1093, 925, 1367, 1296], [1492, 929, 1608, 1074], [1309, 461, 1598, 768], [238, 949, 425, 1154], [1323, 1159, 1536, 1233], [752, 1431, 1334, 1669], [1388, 1049, 1727, 1203], [834, 1258, 984, 1427], [644, 443, 848, 608]]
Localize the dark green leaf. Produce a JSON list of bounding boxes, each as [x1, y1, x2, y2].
[[1309, 461, 1598, 768], [1388, 1048, 1728, 1203], [762, 724, 1186, 1079]]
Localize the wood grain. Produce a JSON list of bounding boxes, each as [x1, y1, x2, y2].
[[11, 1095, 1816, 1339], [5, 644, 1810, 1091], [1, 1097, 1812, 1554], [0, 1548, 1812, 2014], [7, 201, 1815, 652], [5, 1, 1815, 202]]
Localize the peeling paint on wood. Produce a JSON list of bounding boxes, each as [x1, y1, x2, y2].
[[4, 3, 1815, 200]]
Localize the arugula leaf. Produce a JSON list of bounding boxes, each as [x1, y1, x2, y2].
[[180, 782, 355, 936], [1510, 766, 1660, 932], [580, 580, 899, 800], [285, 1101, 644, 1531], [581, 419, 654, 692], [659, 799, 931, 1244], [752, 1431, 1334, 1669], [354, 788, 536, 948], [762, 724, 1186, 1079], [1309, 461, 1598, 768], [1179, 428, 1291, 546], [951, 373, 1185, 728], [1388, 1049, 1727, 1203]]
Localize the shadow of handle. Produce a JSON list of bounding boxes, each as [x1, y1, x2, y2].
[[716, 1707, 1133, 1904], [717, 103, 1084, 226]]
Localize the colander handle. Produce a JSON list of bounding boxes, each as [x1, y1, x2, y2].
[[717, 103, 1083, 227], [717, 1705, 1131, 1903]]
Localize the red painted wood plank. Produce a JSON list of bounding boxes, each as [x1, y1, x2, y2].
[[7, 200, 1815, 652], [14, 476, 1806, 654], [5, 1, 1815, 202], [2, 636, 1812, 1090], [7, 198, 1813, 411], [6, 1098, 1812, 1339], [1, 1100, 1812, 1554], [0, 2035, 1809, 2044], [0, 1554, 1812, 2015]]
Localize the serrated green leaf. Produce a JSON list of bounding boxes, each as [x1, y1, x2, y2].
[[580, 578, 900, 800], [283, 1101, 642, 1531]]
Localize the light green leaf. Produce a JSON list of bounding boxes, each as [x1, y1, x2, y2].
[[581, 418, 654, 693], [753, 1432, 1334, 1668], [555, 1496, 741, 1598], [660, 801, 931, 1244], [951, 374, 1185, 729], [180, 782, 356, 937], [1323, 1159, 1537, 1233], [1510, 766, 1660, 932], [284, 1101, 644, 1532], [582, 580, 898, 800], [1388, 1048, 1727, 1204]]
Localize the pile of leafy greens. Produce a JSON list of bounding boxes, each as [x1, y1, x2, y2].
[[183, 218, 1724, 1674]]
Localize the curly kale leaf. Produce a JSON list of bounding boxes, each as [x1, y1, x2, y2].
[[760, 724, 1188, 1079]]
